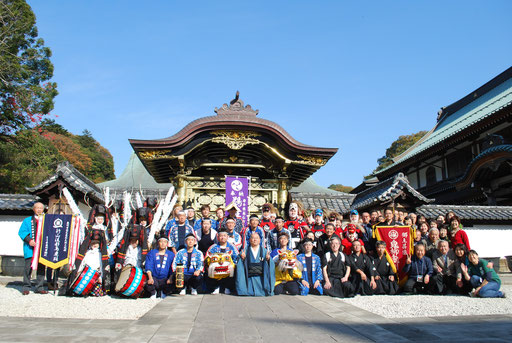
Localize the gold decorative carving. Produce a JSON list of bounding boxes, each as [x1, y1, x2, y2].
[[229, 156, 238, 162], [295, 155, 328, 166], [211, 130, 261, 150], [138, 150, 173, 160]]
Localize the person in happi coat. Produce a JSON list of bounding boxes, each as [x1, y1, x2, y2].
[[310, 209, 326, 239], [241, 214, 266, 250], [259, 203, 275, 236], [145, 237, 175, 299], [220, 202, 244, 234], [297, 238, 323, 295], [224, 218, 242, 252], [196, 218, 217, 256], [267, 216, 291, 252], [270, 231, 293, 259], [168, 210, 196, 254], [18, 202, 48, 295], [205, 229, 238, 294], [194, 205, 219, 232], [348, 240, 376, 296], [371, 241, 398, 295], [322, 235, 354, 298], [236, 232, 275, 296], [173, 233, 204, 295], [284, 202, 308, 249]]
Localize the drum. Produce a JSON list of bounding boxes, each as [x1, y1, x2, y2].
[[115, 266, 146, 298], [71, 265, 100, 296]]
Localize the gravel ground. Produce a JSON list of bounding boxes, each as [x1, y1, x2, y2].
[[340, 285, 512, 318], [0, 284, 160, 320]]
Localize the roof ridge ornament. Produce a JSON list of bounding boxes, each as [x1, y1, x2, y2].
[[214, 91, 259, 116]]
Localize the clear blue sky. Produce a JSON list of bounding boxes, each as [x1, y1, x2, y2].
[[28, 1, 512, 188]]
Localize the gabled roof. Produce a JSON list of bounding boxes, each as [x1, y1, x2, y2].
[[27, 162, 103, 203], [0, 194, 39, 211], [349, 173, 433, 213], [416, 204, 512, 221], [377, 67, 512, 176], [289, 177, 355, 214]]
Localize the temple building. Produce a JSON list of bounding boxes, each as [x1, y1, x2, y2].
[[359, 66, 512, 206], [128, 93, 339, 214]]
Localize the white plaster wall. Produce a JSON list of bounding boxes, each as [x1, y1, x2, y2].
[[0, 215, 27, 256], [466, 227, 512, 258]]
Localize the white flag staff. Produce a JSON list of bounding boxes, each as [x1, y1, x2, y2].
[[62, 187, 87, 244], [148, 185, 176, 245]]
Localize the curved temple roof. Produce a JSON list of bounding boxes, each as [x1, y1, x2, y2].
[[129, 94, 338, 185]]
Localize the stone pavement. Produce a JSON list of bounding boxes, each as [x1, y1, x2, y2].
[[1, 294, 512, 342]]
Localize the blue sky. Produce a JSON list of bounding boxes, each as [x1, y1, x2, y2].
[[28, 1, 512, 188]]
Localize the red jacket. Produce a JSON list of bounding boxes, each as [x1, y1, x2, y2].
[[450, 229, 470, 250]]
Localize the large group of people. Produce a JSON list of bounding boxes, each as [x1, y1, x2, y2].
[[18, 200, 505, 299]]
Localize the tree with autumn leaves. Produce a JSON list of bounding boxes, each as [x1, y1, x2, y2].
[[0, 120, 115, 193]]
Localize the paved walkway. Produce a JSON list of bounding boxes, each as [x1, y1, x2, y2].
[[0, 294, 511, 342]]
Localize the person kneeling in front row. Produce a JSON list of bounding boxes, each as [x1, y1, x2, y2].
[[462, 250, 505, 298], [172, 233, 203, 295]]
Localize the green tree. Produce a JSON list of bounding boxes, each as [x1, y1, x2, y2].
[[328, 184, 354, 193], [0, 0, 58, 134], [38, 118, 69, 136], [0, 129, 63, 193], [370, 130, 428, 175]]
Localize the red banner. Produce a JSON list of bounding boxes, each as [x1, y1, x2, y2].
[[374, 226, 414, 285]]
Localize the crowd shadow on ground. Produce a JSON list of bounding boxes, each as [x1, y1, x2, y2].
[[253, 315, 512, 342]]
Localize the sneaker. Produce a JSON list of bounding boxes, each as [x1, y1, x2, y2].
[[224, 288, 231, 295], [191, 288, 197, 295], [150, 294, 157, 300], [161, 293, 167, 299], [179, 288, 186, 295], [501, 291, 506, 298], [212, 287, 220, 295]]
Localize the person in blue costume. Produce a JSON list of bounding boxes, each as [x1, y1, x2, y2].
[[297, 238, 323, 295], [236, 232, 275, 296], [145, 237, 175, 299], [18, 202, 48, 295]]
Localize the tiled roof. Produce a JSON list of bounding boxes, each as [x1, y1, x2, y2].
[[0, 194, 39, 211], [27, 162, 104, 203], [378, 72, 512, 174], [454, 144, 512, 187], [349, 173, 433, 214], [290, 177, 355, 214], [416, 204, 512, 221]]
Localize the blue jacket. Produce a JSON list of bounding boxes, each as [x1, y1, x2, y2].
[[297, 253, 324, 295], [145, 249, 175, 280], [403, 256, 433, 278], [18, 216, 36, 259], [173, 247, 204, 275]]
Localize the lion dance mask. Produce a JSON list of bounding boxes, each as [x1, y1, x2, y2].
[[275, 250, 303, 285], [206, 253, 235, 280]]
